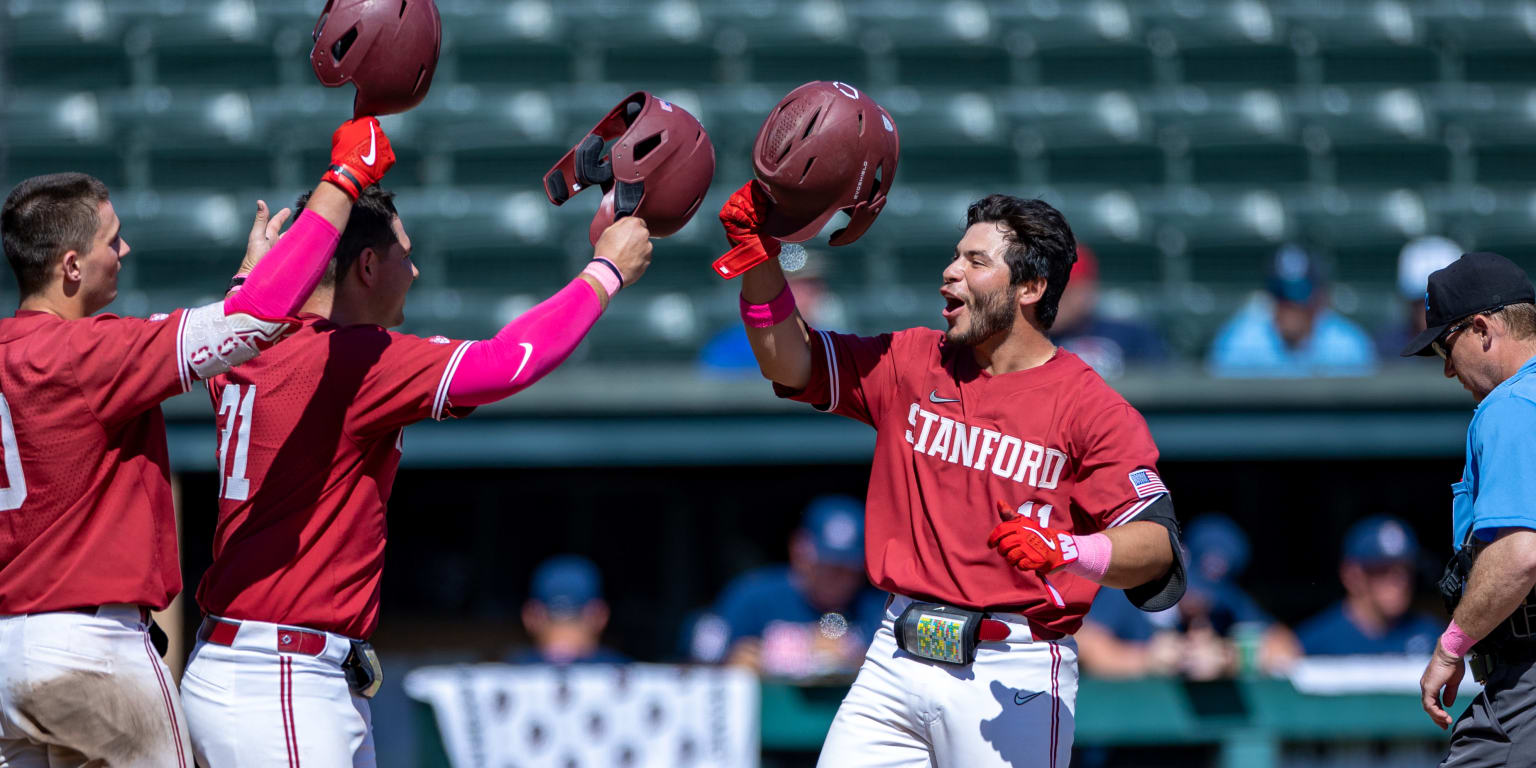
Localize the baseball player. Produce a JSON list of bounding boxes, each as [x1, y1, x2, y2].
[[721, 183, 1186, 767], [178, 186, 652, 766], [0, 116, 395, 767]]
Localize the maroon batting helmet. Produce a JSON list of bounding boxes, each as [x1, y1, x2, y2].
[[311, 0, 443, 118], [544, 92, 716, 245], [753, 81, 899, 246]]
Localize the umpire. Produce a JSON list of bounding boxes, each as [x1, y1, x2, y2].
[[1411, 252, 1536, 763]]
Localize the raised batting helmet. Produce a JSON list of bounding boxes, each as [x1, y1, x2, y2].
[[311, 0, 443, 118], [544, 92, 716, 245], [753, 81, 899, 246]]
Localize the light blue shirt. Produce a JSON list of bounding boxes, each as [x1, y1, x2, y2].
[[1207, 299, 1378, 378], [1453, 354, 1536, 550]]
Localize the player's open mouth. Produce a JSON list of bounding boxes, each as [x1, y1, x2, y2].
[[942, 296, 965, 320]]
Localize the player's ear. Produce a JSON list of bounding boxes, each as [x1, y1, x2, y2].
[[1014, 276, 1047, 309], [58, 250, 83, 284], [356, 247, 379, 287]]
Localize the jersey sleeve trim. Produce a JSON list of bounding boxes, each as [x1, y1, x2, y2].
[[174, 309, 193, 393], [1107, 492, 1166, 529], [433, 340, 475, 421], [816, 329, 840, 413]]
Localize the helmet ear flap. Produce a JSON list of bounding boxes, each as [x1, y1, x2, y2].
[[574, 134, 615, 188], [828, 196, 885, 246]]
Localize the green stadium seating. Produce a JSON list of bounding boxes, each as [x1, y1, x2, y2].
[[1434, 85, 1536, 184], [893, 91, 1018, 185], [4, 90, 129, 187], [711, 1, 869, 88], [145, 9, 286, 88], [1157, 87, 1309, 184], [1295, 86, 1451, 185], [1141, 0, 1300, 84], [1003, 89, 1164, 184], [3, 0, 135, 89], [1292, 186, 1438, 284], [444, 9, 578, 85], [994, 1, 1157, 86], [859, 2, 1014, 87]]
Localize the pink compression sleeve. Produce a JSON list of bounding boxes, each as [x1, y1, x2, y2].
[[223, 209, 340, 320], [445, 278, 604, 406]]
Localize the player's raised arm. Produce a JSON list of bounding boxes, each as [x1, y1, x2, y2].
[[721, 182, 814, 390], [439, 216, 652, 407]]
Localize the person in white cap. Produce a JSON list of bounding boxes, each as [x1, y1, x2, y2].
[[1376, 236, 1463, 358]]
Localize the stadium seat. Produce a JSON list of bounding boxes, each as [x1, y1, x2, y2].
[[1425, 0, 1536, 83], [144, 3, 285, 88], [1295, 86, 1450, 185], [111, 190, 252, 294], [1433, 85, 1536, 185], [3, 0, 135, 89], [445, 8, 579, 85], [1002, 89, 1165, 185], [893, 90, 1019, 186], [1286, 1, 1442, 83], [994, 1, 1157, 86], [857, 1, 1014, 87], [572, 1, 724, 86], [1140, 0, 1299, 84], [711, 0, 870, 88], [1159, 185, 1294, 288], [1440, 186, 1536, 276], [115, 89, 277, 189], [1157, 87, 1309, 184], [3, 91, 129, 188], [1291, 186, 1440, 284], [1043, 185, 1166, 284]]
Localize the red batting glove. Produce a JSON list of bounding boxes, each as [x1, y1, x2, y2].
[[322, 117, 395, 201], [988, 501, 1080, 574], [713, 181, 782, 279]]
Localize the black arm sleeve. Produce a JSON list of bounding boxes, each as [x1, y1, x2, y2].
[[1121, 494, 1187, 612]]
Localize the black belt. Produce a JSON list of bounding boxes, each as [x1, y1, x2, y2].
[[1471, 645, 1536, 683]]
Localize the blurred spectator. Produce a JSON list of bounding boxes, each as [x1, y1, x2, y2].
[[1051, 244, 1169, 378], [698, 260, 846, 374], [688, 495, 885, 680], [1077, 515, 1301, 679], [1296, 516, 1439, 656], [507, 555, 629, 665], [1375, 236, 1463, 359], [1207, 245, 1377, 378]]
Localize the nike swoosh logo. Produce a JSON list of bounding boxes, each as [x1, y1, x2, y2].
[[361, 122, 378, 167], [1014, 690, 1045, 706], [928, 389, 960, 404], [510, 342, 534, 383]]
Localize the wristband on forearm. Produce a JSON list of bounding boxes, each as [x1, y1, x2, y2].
[[1441, 620, 1476, 658], [740, 282, 797, 328], [1063, 532, 1113, 582], [581, 258, 624, 301]]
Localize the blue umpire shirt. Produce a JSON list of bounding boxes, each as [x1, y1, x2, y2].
[[1453, 355, 1536, 552]]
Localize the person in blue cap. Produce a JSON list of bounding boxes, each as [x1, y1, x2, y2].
[[1208, 244, 1377, 378], [1078, 514, 1300, 678], [509, 555, 629, 665], [689, 495, 886, 679], [1297, 516, 1439, 656]]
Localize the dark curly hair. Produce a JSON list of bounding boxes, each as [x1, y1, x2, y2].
[[964, 195, 1077, 330], [295, 186, 399, 287]]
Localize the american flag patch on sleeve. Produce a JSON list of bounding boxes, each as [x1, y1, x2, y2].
[[1128, 469, 1167, 498]]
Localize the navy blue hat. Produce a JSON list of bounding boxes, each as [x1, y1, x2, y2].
[[801, 495, 865, 568], [1266, 244, 1324, 304], [1343, 516, 1418, 565], [1401, 252, 1535, 357], [530, 555, 602, 615], [1185, 514, 1251, 584]]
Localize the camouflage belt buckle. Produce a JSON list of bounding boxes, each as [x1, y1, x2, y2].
[[894, 602, 983, 666]]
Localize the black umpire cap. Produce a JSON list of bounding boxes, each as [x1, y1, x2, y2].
[[1402, 252, 1536, 357]]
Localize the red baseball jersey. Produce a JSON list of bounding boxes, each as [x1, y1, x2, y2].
[[0, 309, 196, 613], [197, 316, 472, 639], [778, 327, 1166, 636]]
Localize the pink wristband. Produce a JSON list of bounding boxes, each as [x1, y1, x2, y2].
[[1064, 532, 1113, 582], [581, 259, 623, 300], [1441, 620, 1476, 658], [740, 282, 797, 328]]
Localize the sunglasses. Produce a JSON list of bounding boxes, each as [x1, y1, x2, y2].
[[1432, 306, 1505, 360]]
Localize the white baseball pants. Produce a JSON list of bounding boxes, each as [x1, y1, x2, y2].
[[182, 617, 374, 768], [0, 605, 191, 768], [817, 595, 1080, 768]]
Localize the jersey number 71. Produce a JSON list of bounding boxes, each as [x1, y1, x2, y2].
[[217, 384, 256, 501]]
